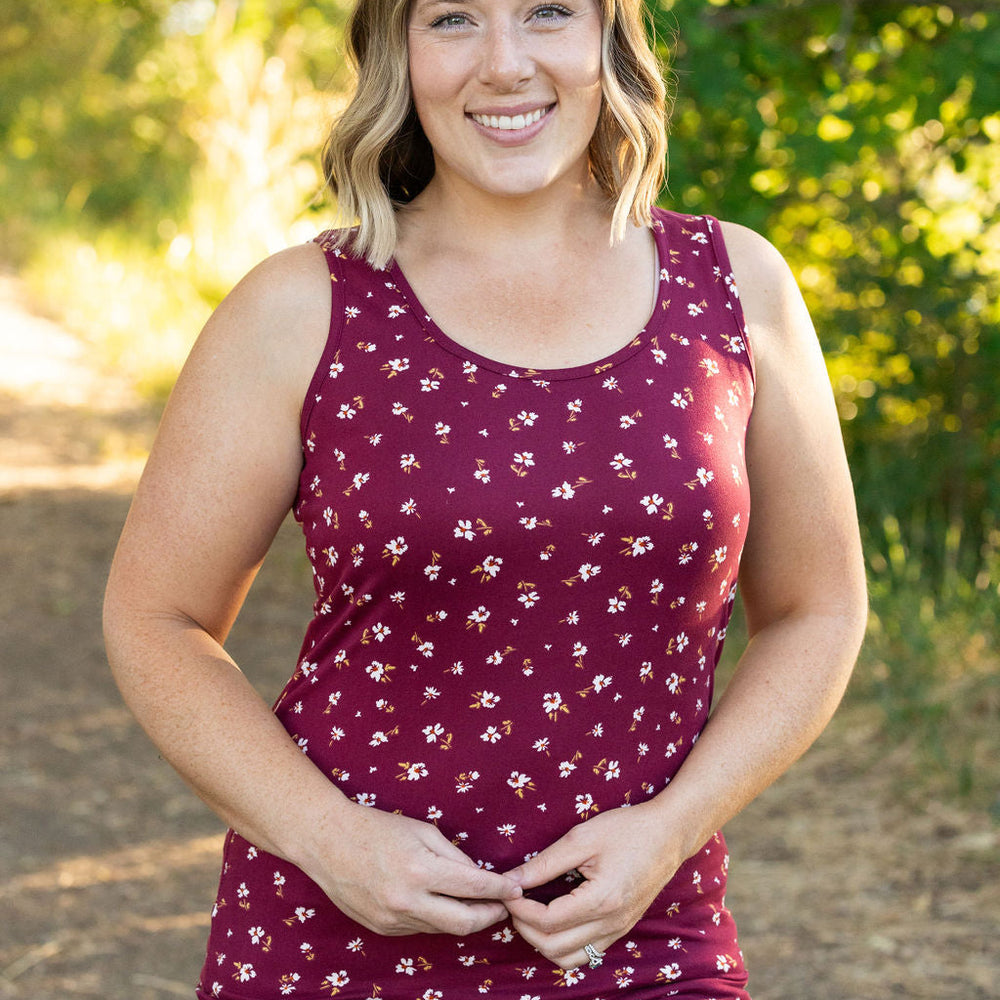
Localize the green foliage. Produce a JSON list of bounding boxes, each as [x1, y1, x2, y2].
[[657, 0, 1000, 597], [654, 1, 999, 801]]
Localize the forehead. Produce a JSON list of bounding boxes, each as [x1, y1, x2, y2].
[[409, 0, 605, 17]]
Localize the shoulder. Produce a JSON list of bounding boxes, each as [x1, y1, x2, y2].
[[219, 241, 332, 341], [194, 241, 334, 402], [717, 220, 815, 368]]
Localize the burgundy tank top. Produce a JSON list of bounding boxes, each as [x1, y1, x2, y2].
[[198, 209, 755, 1000]]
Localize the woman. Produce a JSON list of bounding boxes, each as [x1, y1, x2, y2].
[[104, 0, 867, 996]]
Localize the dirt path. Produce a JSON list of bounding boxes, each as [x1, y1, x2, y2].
[[0, 277, 996, 999]]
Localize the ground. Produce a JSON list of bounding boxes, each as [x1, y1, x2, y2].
[[0, 273, 997, 999]]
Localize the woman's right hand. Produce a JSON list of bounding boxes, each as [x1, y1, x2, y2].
[[300, 802, 523, 936]]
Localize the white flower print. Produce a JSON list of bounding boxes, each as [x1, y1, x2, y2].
[[323, 971, 350, 989], [399, 762, 428, 781], [511, 451, 535, 476], [518, 589, 540, 609], [657, 963, 682, 982], [506, 771, 534, 796], [551, 481, 576, 500], [624, 535, 654, 556], [558, 758, 578, 777], [234, 963, 256, 982], [470, 690, 500, 709], [475, 554, 503, 580], [678, 541, 699, 565], [348, 471, 369, 494], [711, 544, 729, 569], [427, 805, 443, 821], [365, 660, 397, 684], [543, 691, 568, 720], [466, 606, 491, 631], [609, 452, 634, 474], [382, 357, 408, 375], [592, 674, 612, 693], [640, 493, 664, 515]]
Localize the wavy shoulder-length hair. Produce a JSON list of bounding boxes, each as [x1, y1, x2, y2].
[[322, 0, 670, 268]]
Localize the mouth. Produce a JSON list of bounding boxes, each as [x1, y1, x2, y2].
[[468, 105, 553, 132]]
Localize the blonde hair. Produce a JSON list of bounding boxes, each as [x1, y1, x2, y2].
[[322, 0, 670, 268]]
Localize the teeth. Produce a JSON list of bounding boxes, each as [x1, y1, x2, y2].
[[472, 107, 546, 131]]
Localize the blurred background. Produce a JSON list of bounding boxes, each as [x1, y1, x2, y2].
[[0, 0, 997, 997]]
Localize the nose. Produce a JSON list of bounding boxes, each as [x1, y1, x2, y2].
[[479, 21, 533, 89]]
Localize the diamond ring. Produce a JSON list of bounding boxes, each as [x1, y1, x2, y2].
[[583, 943, 605, 969]]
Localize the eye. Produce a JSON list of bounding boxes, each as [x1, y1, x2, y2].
[[429, 10, 472, 28], [530, 4, 573, 21]]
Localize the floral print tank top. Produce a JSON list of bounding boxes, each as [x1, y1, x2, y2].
[[197, 209, 755, 1000]]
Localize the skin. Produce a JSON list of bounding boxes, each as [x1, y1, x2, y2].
[[104, 0, 867, 979]]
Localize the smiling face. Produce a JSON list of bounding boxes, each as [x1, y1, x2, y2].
[[407, 0, 605, 202]]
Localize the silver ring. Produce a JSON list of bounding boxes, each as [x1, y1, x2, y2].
[[583, 943, 605, 969]]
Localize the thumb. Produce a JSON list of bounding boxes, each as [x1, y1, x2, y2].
[[504, 836, 588, 891]]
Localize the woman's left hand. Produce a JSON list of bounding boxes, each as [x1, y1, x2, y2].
[[502, 803, 682, 970]]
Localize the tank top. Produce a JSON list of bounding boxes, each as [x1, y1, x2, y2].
[[197, 209, 755, 1000]]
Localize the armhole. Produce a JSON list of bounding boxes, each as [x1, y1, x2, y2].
[[299, 231, 347, 446], [704, 215, 758, 392]]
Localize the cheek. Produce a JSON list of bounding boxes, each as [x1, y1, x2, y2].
[[407, 40, 456, 117]]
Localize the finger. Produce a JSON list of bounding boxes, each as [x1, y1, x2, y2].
[[412, 893, 512, 937], [427, 853, 523, 902], [415, 823, 523, 900], [508, 912, 610, 970], [503, 835, 589, 891], [505, 875, 598, 934]]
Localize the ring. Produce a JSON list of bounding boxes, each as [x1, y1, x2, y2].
[[583, 943, 605, 969]]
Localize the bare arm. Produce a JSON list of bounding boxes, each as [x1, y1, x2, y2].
[[504, 222, 868, 967], [103, 244, 521, 935]]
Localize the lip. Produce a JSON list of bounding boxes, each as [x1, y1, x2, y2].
[[466, 101, 555, 118], [466, 103, 555, 144]]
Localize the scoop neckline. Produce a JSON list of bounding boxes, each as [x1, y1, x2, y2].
[[387, 222, 667, 382]]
